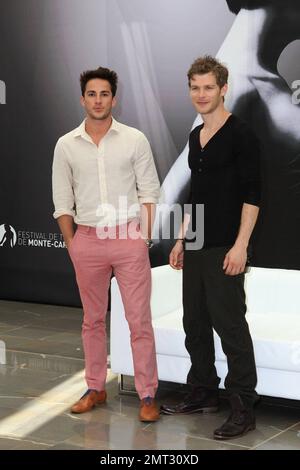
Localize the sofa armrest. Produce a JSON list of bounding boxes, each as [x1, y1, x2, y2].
[[0, 340, 6, 365], [110, 265, 183, 377], [111, 265, 182, 322], [150, 265, 183, 320]]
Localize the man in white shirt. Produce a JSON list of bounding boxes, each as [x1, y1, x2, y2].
[[52, 67, 160, 422]]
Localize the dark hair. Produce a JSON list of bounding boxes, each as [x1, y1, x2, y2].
[[226, 0, 286, 13], [187, 55, 228, 88], [80, 67, 118, 96]]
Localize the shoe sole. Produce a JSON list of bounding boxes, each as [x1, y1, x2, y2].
[[160, 406, 219, 416], [70, 400, 106, 414], [139, 416, 160, 423], [213, 424, 256, 440]]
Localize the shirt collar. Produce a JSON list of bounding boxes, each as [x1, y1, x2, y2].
[[74, 117, 120, 140]]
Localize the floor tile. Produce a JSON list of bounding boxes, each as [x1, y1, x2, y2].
[[254, 425, 300, 450], [1, 299, 300, 451]]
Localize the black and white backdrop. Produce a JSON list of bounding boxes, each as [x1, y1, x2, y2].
[[0, 0, 299, 306]]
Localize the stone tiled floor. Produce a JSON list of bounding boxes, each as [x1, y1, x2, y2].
[[0, 299, 300, 450]]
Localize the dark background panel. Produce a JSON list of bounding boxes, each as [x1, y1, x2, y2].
[[0, 0, 300, 306]]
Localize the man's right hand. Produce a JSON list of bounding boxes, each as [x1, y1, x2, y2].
[[57, 215, 75, 251], [65, 237, 74, 250], [169, 240, 184, 270]]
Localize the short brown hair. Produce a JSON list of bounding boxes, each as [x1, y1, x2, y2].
[[187, 56, 228, 89], [226, 0, 282, 14], [80, 67, 118, 96]]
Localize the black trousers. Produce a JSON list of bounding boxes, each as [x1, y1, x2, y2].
[[183, 246, 258, 407]]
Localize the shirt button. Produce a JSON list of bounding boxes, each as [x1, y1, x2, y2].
[[199, 158, 203, 162], [198, 168, 202, 172], [201, 148, 204, 152]]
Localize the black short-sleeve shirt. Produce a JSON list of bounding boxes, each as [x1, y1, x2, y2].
[[187, 114, 261, 248]]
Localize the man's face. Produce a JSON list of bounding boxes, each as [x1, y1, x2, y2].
[[80, 78, 116, 121], [189, 72, 227, 115]]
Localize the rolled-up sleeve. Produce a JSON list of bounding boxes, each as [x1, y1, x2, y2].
[[134, 134, 160, 204], [236, 126, 261, 207], [52, 140, 76, 219]]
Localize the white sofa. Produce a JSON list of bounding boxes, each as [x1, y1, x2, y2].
[[0, 340, 6, 365], [110, 265, 300, 400]]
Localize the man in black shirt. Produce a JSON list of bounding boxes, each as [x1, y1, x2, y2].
[[161, 56, 261, 440]]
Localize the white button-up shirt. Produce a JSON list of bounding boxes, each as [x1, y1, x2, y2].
[[52, 118, 160, 227]]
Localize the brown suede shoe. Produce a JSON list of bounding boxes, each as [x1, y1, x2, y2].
[[71, 389, 107, 414], [139, 397, 160, 422]]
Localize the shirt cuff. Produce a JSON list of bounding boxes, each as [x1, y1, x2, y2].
[[244, 198, 261, 207], [244, 184, 261, 207], [53, 209, 75, 219], [138, 197, 159, 204]]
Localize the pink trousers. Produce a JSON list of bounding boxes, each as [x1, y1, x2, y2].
[[69, 223, 158, 399]]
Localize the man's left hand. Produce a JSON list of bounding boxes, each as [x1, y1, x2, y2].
[[223, 244, 247, 276]]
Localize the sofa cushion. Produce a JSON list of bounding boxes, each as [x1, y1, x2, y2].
[[153, 309, 300, 373], [154, 308, 185, 356], [245, 267, 300, 315], [247, 313, 300, 372]]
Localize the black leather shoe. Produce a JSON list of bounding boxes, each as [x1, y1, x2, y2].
[[160, 389, 219, 415], [213, 394, 256, 440]]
